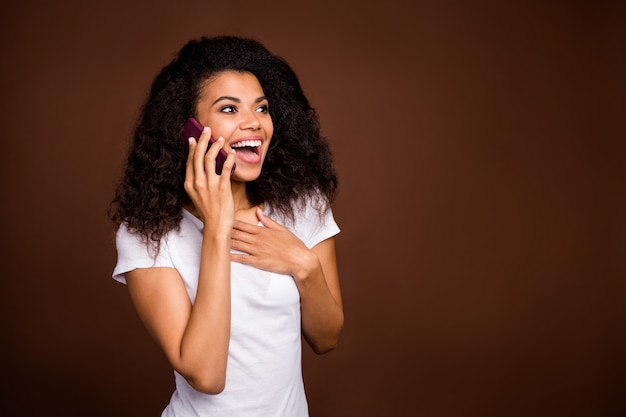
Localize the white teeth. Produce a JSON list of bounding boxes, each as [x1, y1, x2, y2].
[[231, 140, 262, 148]]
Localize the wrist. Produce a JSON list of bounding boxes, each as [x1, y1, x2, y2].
[[202, 227, 232, 244], [292, 250, 321, 282]]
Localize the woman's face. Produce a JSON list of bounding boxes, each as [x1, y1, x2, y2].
[[195, 71, 273, 182]]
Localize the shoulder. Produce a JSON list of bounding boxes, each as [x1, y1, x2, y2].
[[115, 223, 154, 258], [113, 216, 199, 283], [116, 211, 200, 253], [270, 196, 340, 248]]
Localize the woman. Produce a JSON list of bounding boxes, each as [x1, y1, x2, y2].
[[108, 35, 343, 416]]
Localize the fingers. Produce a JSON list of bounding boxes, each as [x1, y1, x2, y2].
[[230, 239, 255, 256], [255, 208, 286, 230], [185, 126, 234, 181], [232, 219, 262, 233], [185, 126, 211, 171], [184, 127, 211, 194], [221, 148, 237, 178], [198, 129, 236, 179], [184, 134, 200, 195], [187, 126, 221, 176], [231, 225, 260, 256]]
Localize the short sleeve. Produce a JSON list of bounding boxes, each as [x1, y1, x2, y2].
[[295, 204, 340, 249], [112, 224, 175, 284]]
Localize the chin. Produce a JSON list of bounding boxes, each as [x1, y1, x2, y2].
[[231, 167, 263, 183]]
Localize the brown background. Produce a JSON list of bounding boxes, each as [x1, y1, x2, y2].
[[1, 1, 625, 416]]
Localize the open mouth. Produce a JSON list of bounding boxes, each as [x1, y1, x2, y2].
[[230, 140, 262, 156]]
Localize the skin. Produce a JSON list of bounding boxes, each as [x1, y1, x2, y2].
[[125, 71, 344, 395]]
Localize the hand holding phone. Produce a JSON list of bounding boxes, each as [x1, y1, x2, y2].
[[180, 117, 235, 175]]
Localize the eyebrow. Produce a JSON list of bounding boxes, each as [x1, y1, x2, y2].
[[212, 96, 267, 105]]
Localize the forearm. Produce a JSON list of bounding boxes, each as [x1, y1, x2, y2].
[[296, 255, 344, 354], [178, 232, 231, 393]]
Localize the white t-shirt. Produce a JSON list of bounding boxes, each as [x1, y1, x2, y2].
[[112, 202, 340, 417]]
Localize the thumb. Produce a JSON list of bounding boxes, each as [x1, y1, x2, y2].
[[256, 207, 282, 229]]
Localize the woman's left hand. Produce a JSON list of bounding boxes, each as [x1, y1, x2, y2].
[[230, 208, 318, 280], [232, 208, 344, 354]]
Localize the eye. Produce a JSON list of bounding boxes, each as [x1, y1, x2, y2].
[[256, 104, 269, 113], [220, 105, 237, 113]]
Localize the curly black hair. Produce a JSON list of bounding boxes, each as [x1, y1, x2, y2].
[[108, 36, 338, 248]]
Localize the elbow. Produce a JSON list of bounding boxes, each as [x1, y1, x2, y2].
[[188, 376, 226, 395], [197, 383, 226, 395], [173, 347, 229, 395], [311, 339, 339, 355], [309, 319, 344, 355], [184, 370, 227, 395]]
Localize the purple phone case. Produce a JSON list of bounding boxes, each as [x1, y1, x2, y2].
[[181, 118, 235, 175]]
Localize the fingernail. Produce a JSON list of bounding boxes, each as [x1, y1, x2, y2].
[[203, 127, 210, 133], [188, 137, 193, 144]]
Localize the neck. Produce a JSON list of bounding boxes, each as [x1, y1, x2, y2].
[[184, 181, 258, 217], [231, 181, 252, 212]]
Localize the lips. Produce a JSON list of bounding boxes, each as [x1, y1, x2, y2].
[[229, 137, 263, 164]]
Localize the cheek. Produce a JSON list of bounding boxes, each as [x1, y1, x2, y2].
[[204, 118, 236, 137], [264, 119, 274, 138]]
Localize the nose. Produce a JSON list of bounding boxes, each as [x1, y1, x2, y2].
[[240, 109, 261, 130]]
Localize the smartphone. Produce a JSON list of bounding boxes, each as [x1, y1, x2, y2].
[[180, 117, 235, 175]]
